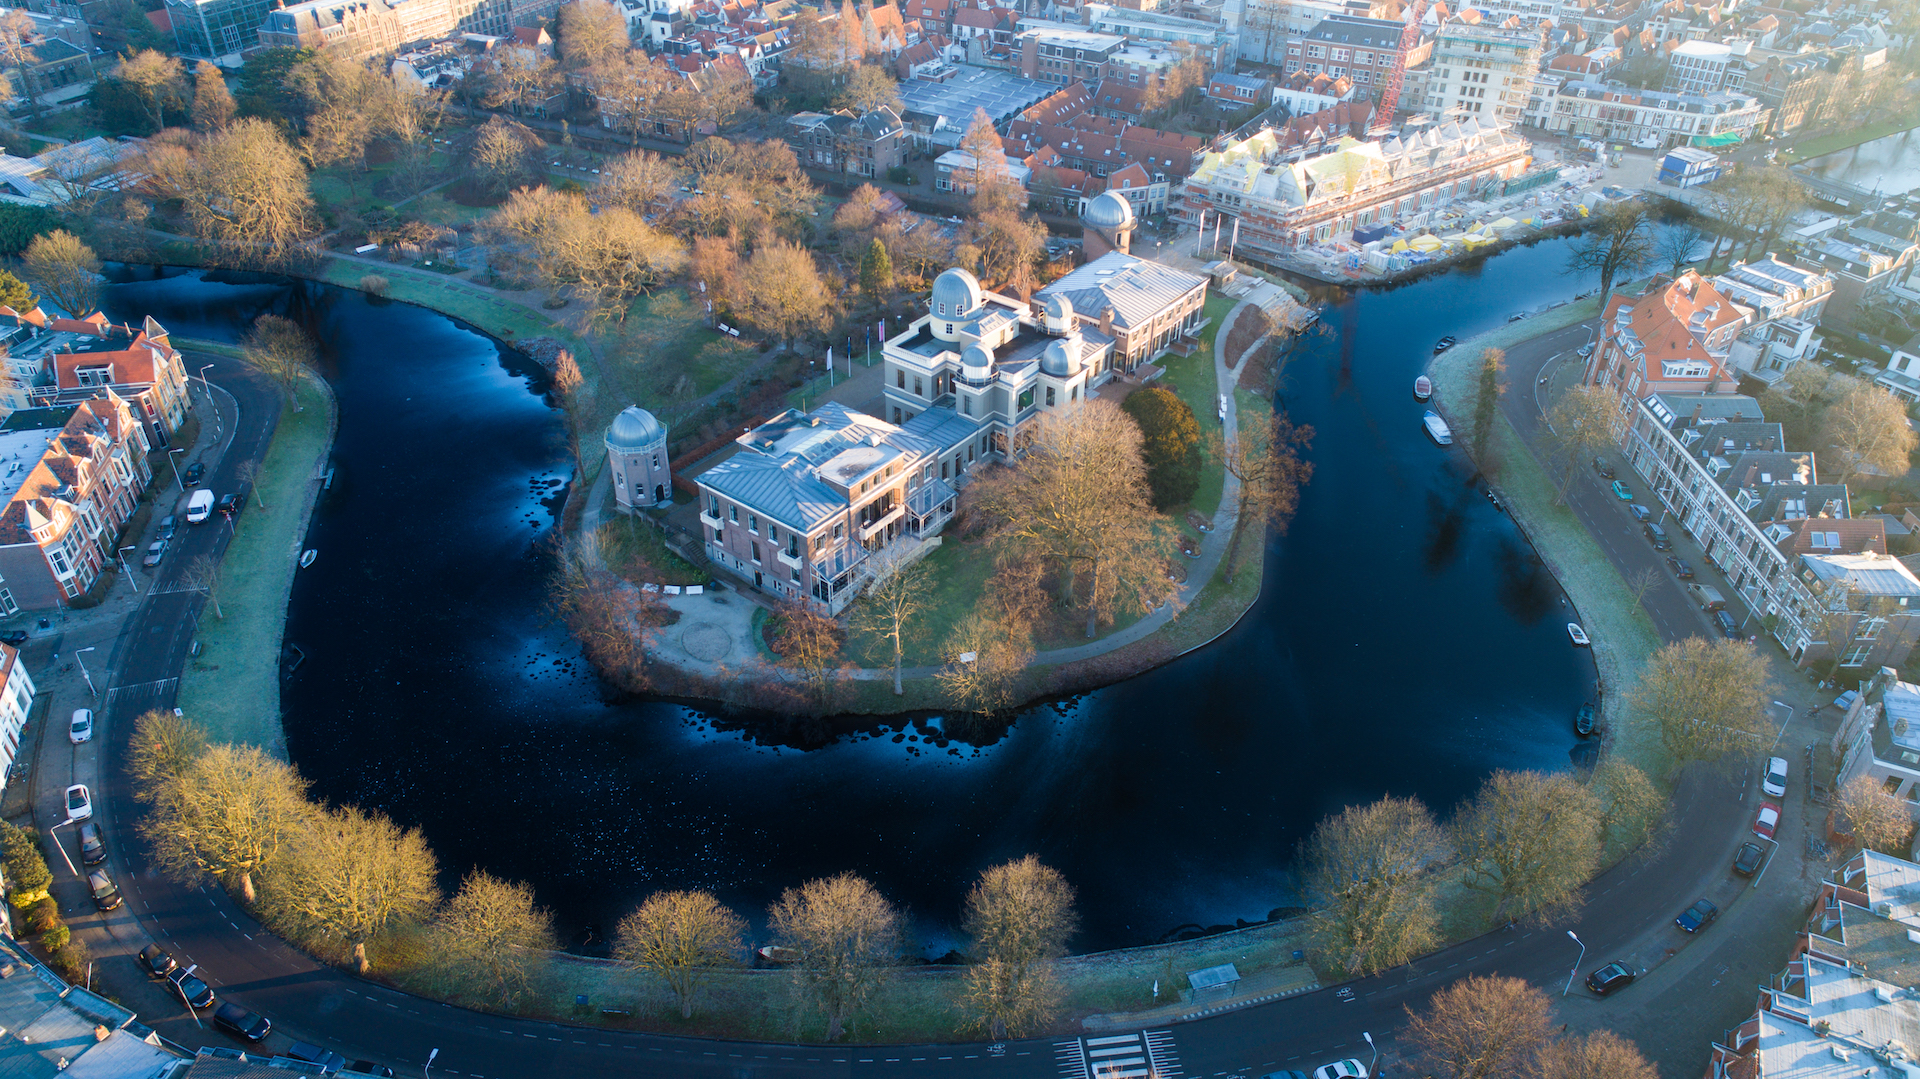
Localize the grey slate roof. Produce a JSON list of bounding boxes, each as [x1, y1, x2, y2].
[[901, 408, 984, 456], [698, 403, 931, 535], [1035, 252, 1205, 334]]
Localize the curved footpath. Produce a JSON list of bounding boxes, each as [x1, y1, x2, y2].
[[32, 314, 1824, 1079]]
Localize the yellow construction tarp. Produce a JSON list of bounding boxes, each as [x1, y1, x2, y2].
[[1391, 239, 1410, 252], [1491, 216, 1519, 229], [1411, 236, 1444, 251]]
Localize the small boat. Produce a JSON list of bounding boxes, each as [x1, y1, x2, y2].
[[1575, 701, 1596, 736], [1486, 488, 1503, 511], [757, 946, 800, 965], [1414, 375, 1433, 401], [1433, 335, 1458, 354], [1568, 622, 1591, 646], [1423, 410, 1453, 445], [299, 549, 317, 568]]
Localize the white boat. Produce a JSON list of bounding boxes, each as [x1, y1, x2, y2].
[[299, 550, 317, 568], [1568, 622, 1591, 646], [1423, 410, 1453, 445], [1414, 375, 1432, 401]]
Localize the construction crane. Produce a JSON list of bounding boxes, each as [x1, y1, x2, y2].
[[1372, 0, 1429, 135]]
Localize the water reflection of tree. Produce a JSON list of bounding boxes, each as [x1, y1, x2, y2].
[[1491, 538, 1556, 624]]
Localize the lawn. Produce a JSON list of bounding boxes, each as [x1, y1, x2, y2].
[[595, 290, 762, 426], [1149, 289, 1240, 521], [844, 536, 993, 668], [176, 374, 334, 756], [1781, 119, 1920, 164], [594, 517, 705, 586]]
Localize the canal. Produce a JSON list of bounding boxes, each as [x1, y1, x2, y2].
[[1797, 126, 1920, 197], [101, 238, 1601, 956]]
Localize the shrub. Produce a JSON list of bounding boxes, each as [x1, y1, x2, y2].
[[0, 203, 58, 256], [39, 924, 69, 952], [50, 939, 89, 981], [0, 821, 52, 902], [24, 897, 60, 934], [360, 274, 390, 297]]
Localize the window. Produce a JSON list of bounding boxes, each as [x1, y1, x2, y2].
[[914, 377, 923, 397], [751, 542, 761, 564], [48, 546, 69, 576], [729, 505, 738, 522], [749, 514, 758, 533], [897, 369, 906, 388], [1886, 775, 1905, 796], [1046, 386, 1056, 406]]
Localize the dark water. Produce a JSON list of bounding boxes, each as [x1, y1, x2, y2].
[[102, 244, 1599, 956], [1799, 126, 1920, 196]]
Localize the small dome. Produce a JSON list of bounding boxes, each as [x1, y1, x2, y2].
[[960, 343, 995, 373], [1082, 190, 1135, 232], [1043, 293, 1073, 323], [931, 267, 984, 318], [1040, 337, 1080, 377], [606, 405, 664, 450]]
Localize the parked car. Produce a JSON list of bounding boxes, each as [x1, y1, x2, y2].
[[1585, 961, 1637, 995], [1592, 457, 1615, 479], [1645, 522, 1671, 550], [349, 1065, 396, 1079], [157, 515, 177, 541], [216, 490, 248, 518], [64, 783, 91, 821], [284, 1042, 348, 1071], [166, 966, 216, 1009], [1765, 756, 1789, 797], [78, 821, 106, 866], [1676, 898, 1720, 932], [87, 870, 122, 911], [139, 945, 177, 977], [213, 1002, 272, 1041], [1755, 801, 1782, 840], [1688, 583, 1728, 610], [182, 462, 205, 487], [1313, 1061, 1369, 1079], [1611, 480, 1633, 500], [69, 708, 92, 744], [1714, 609, 1741, 639], [1668, 556, 1695, 579], [1629, 504, 1652, 522], [186, 489, 215, 524], [1734, 841, 1767, 877], [1578, 343, 1595, 358], [0, 630, 27, 646], [142, 539, 167, 567]]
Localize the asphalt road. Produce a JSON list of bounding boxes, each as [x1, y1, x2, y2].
[[44, 328, 1804, 1079]]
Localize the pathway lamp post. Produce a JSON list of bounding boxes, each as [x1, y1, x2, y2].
[[75, 646, 96, 699], [1562, 930, 1586, 996], [169, 447, 186, 492], [47, 818, 79, 876], [425, 1048, 438, 1078], [118, 546, 139, 594], [1363, 1031, 1377, 1077]]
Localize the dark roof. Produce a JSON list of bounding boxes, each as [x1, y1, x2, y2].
[[0, 406, 78, 433]]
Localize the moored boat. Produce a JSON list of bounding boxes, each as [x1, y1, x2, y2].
[[1423, 410, 1453, 445], [1433, 335, 1457, 354], [1414, 375, 1432, 400], [1568, 622, 1591, 646], [1575, 701, 1596, 736], [299, 549, 317, 568]]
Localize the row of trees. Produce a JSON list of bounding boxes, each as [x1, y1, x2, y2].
[[1404, 975, 1657, 1079]]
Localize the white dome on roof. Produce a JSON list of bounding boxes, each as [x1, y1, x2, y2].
[[931, 267, 984, 319], [1043, 293, 1073, 321], [606, 405, 664, 450], [1082, 190, 1135, 233], [1040, 337, 1080, 377]]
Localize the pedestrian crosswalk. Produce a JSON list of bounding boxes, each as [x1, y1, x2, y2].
[[1055, 1030, 1183, 1079]]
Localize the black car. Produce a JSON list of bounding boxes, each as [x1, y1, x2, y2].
[[78, 821, 106, 866], [1676, 897, 1720, 933], [0, 630, 25, 646], [138, 944, 176, 977], [1714, 609, 1741, 639], [350, 1064, 396, 1078], [182, 462, 205, 487], [216, 490, 248, 518], [1592, 457, 1615, 479], [1734, 841, 1767, 877], [87, 870, 121, 912], [1668, 556, 1694, 579], [166, 966, 216, 1009], [285, 1041, 348, 1071], [1585, 961, 1637, 996], [213, 1002, 272, 1041]]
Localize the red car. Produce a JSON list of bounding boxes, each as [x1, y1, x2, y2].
[[1754, 801, 1782, 840]]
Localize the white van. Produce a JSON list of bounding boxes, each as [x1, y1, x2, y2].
[[186, 489, 215, 524]]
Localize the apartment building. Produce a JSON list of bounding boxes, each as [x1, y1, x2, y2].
[[1586, 272, 1746, 404], [0, 311, 192, 445], [0, 395, 154, 609], [1664, 38, 1736, 93], [1543, 79, 1764, 150], [1423, 15, 1544, 123], [1176, 115, 1532, 253], [1832, 680, 1920, 825], [1282, 13, 1424, 93], [0, 642, 33, 795], [785, 107, 909, 177], [1713, 256, 1834, 381]]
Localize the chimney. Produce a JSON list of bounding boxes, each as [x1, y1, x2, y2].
[[1099, 306, 1114, 336], [1690, 403, 1703, 424]]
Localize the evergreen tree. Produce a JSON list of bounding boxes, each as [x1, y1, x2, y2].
[[859, 237, 893, 302], [1120, 386, 1202, 510], [0, 267, 34, 312]]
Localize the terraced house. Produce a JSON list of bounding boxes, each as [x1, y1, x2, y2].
[[0, 395, 153, 609]]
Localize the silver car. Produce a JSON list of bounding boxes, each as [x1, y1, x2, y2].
[[142, 538, 167, 567]]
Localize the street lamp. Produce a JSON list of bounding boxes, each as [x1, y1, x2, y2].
[[74, 646, 96, 699], [425, 1048, 438, 1078], [118, 546, 140, 594], [47, 818, 79, 877], [1363, 1032, 1377, 1078], [168, 447, 186, 492], [198, 363, 215, 400], [1562, 930, 1586, 996]]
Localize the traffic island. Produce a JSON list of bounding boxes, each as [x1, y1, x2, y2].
[[177, 373, 336, 755]]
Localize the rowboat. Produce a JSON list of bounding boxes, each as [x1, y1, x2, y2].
[[1568, 622, 1591, 646], [1423, 410, 1453, 445], [1414, 375, 1432, 400]]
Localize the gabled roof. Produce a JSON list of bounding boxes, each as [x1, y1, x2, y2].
[[697, 403, 933, 533], [1035, 251, 1206, 333]]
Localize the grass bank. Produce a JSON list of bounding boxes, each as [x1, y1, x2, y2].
[[1780, 121, 1920, 164], [177, 373, 335, 756]]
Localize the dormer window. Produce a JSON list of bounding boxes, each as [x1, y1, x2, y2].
[[1735, 488, 1760, 511], [75, 365, 112, 387]]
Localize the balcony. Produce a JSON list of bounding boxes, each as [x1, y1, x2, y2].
[[776, 547, 803, 570], [859, 505, 906, 543], [700, 509, 724, 529]]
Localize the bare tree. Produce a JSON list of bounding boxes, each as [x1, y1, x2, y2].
[[1837, 774, 1915, 854], [1629, 637, 1771, 767], [241, 313, 316, 406], [734, 240, 835, 351], [125, 710, 208, 804], [767, 602, 845, 713], [117, 49, 186, 133], [957, 209, 1045, 290], [0, 11, 43, 123], [182, 554, 224, 618], [1544, 384, 1626, 503], [851, 544, 932, 695], [1824, 383, 1917, 488], [595, 149, 682, 214], [140, 743, 312, 905], [768, 873, 901, 1041], [1626, 565, 1661, 609], [144, 118, 317, 267], [1538, 1030, 1659, 1079], [434, 871, 558, 1007], [614, 890, 747, 1019], [469, 115, 544, 197], [558, 0, 629, 68], [259, 804, 441, 973], [936, 608, 1033, 720], [1403, 974, 1555, 1079], [962, 856, 1077, 1037], [1589, 758, 1665, 848], [836, 64, 901, 115], [1565, 201, 1652, 315], [1303, 795, 1450, 977], [1470, 348, 1505, 466], [21, 231, 101, 319], [191, 60, 235, 131], [1211, 412, 1314, 579], [1655, 221, 1705, 276], [1453, 770, 1600, 926], [549, 349, 587, 480]]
